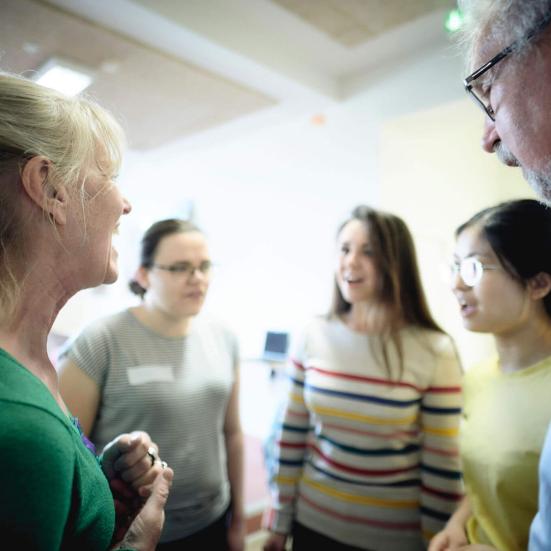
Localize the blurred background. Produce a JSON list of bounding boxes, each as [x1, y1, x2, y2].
[[0, 0, 534, 542]]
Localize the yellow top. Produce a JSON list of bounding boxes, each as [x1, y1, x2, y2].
[[461, 355, 551, 551]]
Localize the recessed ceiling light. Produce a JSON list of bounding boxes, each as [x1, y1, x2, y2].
[[34, 57, 94, 96]]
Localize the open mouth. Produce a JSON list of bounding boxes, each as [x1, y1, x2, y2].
[[458, 298, 476, 316]]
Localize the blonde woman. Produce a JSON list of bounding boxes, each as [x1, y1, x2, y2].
[[0, 72, 173, 550]]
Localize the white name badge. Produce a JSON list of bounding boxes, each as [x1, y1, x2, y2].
[[127, 365, 175, 385]]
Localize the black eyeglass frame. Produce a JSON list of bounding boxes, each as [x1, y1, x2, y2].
[[464, 13, 551, 121], [151, 260, 213, 277]]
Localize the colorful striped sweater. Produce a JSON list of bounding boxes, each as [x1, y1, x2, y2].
[[265, 317, 463, 550]]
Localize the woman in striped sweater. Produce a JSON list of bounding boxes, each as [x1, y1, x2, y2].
[[263, 205, 463, 551]]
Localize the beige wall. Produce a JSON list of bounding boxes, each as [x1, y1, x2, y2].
[[380, 97, 534, 369]]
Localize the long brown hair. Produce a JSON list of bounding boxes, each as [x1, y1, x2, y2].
[[329, 205, 443, 378]]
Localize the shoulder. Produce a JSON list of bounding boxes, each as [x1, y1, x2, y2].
[[463, 356, 496, 382], [0, 400, 75, 463], [408, 327, 458, 358], [300, 315, 335, 339], [83, 309, 133, 336], [193, 314, 239, 348], [68, 310, 130, 343]]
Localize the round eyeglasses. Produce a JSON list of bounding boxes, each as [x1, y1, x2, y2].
[[450, 258, 499, 287]]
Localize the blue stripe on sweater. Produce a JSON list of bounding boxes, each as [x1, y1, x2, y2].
[[305, 384, 421, 408], [279, 458, 305, 467], [308, 460, 422, 487], [420, 505, 452, 522], [280, 423, 310, 433], [420, 463, 462, 480], [421, 405, 462, 414], [318, 433, 420, 456]]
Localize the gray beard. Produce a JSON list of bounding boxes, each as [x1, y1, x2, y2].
[[524, 164, 551, 206], [495, 142, 551, 207]]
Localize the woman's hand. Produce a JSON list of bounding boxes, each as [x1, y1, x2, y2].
[[102, 431, 165, 497], [263, 531, 287, 551], [428, 522, 468, 551], [111, 467, 174, 551]]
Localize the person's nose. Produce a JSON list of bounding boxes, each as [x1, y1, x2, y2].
[[345, 250, 361, 268], [481, 116, 500, 154], [451, 268, 470, 292], [122, 196, 132, 215]]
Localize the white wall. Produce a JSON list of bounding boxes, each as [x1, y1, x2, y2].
[[54, 39, 526, 367]]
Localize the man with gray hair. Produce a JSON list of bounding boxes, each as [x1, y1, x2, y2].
[[460, 0, 551, 203], [442, 1, 551, 550]]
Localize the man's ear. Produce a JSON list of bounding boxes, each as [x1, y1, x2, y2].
[[527, 272, 551, 300], [134, 266, 150, 292], [20, 156, 69, 225]]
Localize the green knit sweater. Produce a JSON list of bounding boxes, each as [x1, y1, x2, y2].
[[0, 348, 130, 550]]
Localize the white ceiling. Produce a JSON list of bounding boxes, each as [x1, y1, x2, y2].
[[0, 0, 456, 151]]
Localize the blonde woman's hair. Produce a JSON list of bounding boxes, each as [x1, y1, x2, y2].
[[0, 71, 126, 322]]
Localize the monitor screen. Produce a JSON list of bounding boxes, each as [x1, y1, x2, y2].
[[263, 331, 289, 361]]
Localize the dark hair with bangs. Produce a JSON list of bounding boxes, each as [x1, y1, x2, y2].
[[456, 199, 551, 319]]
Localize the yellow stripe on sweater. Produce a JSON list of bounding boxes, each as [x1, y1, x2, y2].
[[274, 475, 300, 486], [303, 478, 418, 509], [310, 404, 417, 426], [423, 426, 459, 437]]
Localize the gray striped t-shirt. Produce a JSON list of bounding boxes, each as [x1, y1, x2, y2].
[[60, 309, 239, 542]]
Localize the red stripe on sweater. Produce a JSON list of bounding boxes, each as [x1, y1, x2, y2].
[[311, 444, 418, 476], [278, 441, 307, 449], [421, 483, 463, 501]]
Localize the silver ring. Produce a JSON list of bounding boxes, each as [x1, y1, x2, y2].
[[160, 460, 167, 469], [146, 446, 157, 467]]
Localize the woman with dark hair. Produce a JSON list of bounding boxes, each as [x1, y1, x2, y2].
[[429, 199, 551, 551], [263, 205, 463, 551], [58, 218, 245, 550]]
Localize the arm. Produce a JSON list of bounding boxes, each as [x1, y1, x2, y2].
[[429, 496, 471, 551], [58, 357, 101, 435], [224, 370, 246, 551], [263, 358, 311, 550], [420, 337, 464, 545]]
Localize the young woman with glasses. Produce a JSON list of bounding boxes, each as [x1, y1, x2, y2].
[[58, 218, 246, 551], [429, 199, 551, 551], [263, 205, 463, 551]]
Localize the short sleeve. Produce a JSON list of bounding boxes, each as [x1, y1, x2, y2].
[[59, 320, 112, 387]]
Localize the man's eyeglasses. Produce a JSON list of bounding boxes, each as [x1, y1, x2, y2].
[[450, 258, 499, 287], [152, 260, 212, 278], [464, 46, 514, 121], [464, 13, 551, 121]]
